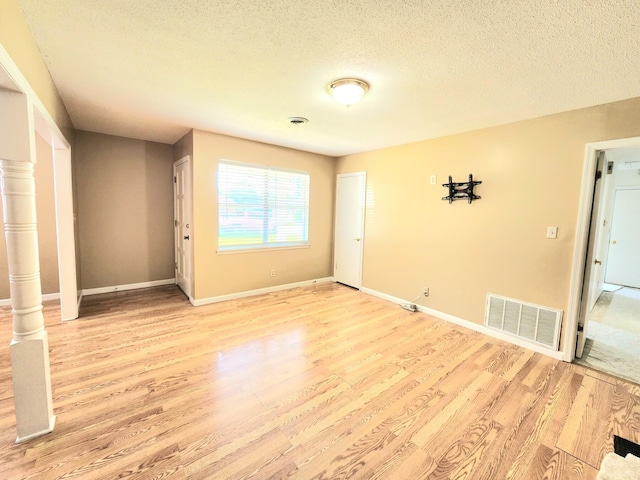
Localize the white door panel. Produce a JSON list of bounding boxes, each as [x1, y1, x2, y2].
[[576, 152, 607, 358], [605, 188, 640, 288], [174, 157, 191, 297], [334, 172, 366, 288]]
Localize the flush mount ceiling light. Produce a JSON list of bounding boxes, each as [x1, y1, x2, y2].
[[327, 78, 369, 106]]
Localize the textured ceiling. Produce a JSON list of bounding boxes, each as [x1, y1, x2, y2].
[[15, 1, 640, 156]]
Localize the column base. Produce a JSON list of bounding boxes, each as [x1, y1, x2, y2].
[[10, 333, 55, 442], [16, 415, 55, 443]]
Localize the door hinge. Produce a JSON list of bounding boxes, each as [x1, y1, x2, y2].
[[174, 219, 178, 227], [595, 170, 602, 181], [174, 176, 177, 183]]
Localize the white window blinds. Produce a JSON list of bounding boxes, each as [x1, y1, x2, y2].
[[218, 160, 310, 251]]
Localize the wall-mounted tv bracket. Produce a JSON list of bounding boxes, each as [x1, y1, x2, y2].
[[442, 174, 482, 204]]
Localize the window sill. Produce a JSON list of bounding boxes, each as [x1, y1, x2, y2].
[[217, 244, 311, 255]]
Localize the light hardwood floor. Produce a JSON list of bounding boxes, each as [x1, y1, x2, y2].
[[0, 283, 638, 479]]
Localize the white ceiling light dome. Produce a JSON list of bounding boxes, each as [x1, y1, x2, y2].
[[327, 78, 369, 106]]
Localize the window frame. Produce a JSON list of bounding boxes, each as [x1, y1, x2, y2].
[[216, 159, 311, 254]]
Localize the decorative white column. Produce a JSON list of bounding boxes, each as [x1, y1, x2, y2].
[[0, 90, 55, 442]]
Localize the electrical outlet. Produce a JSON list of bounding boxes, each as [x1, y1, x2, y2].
[[430, 175, 437, 185], [424, 287, 429, 297], [270, 269, 276, 277]]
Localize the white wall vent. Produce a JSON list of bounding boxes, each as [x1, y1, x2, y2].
[[485, 294, 563, 351]]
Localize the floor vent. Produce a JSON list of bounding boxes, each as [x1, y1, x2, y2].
[[485, 294, 563, 351]]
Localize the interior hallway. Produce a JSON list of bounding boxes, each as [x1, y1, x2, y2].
[[576, 286, 640, 385]]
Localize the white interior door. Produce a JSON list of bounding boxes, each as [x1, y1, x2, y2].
[[174, 156, 191, 297], [334, 172, 366, 289], [576, 152, 606, 358], [605, 188, 640, 288], [586, 154, 610, 312]]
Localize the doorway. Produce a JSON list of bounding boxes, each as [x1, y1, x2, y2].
[[567, 140, 640, 383], [173, 156, 191, 299], [334, 172, 366, 289], [576, 285, 640, 384], [604, 188, 640, 288]]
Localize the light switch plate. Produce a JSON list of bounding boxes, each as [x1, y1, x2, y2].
[[546, 226, 558, 239]]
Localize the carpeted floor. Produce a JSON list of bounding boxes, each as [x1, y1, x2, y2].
[[575, 287, 640, 385]]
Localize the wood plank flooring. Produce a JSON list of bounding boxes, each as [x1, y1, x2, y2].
[[0, 283, 638, 479]]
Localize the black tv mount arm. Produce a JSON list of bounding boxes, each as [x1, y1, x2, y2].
[[442, 174, 482, 204]]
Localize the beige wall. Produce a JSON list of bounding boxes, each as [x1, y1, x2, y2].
[[337, 97, 640, 341], [0, 0, 72, 132], [174, 130, 193, 163], [190, 130, 335, 300], [0, 132, 60, 298], [75, 131, 175, 289]]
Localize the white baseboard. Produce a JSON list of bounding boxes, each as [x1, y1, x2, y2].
[[191, 277, 334, 306], [360, 287, 565, 361], [0, 292, 61, 306], [82, 278, 175, 296]]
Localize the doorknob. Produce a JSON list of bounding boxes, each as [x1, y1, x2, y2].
[[611, 240, 616, 244], [594, 259, 601, 265], [184, 235, 190, 240]]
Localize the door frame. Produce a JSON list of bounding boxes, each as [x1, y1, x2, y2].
[[0, 43, 78, 320], [574, 150, 607, 358], [334, 171, 366, 289], [564, 135, 640, 361], [173, 155, 192, 301]]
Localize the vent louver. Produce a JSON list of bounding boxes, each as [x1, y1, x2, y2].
[[485, 294, 562, 351]]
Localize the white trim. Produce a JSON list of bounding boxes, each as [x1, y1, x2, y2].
[[217, 244, 310, 255], [76, 292, 83, 313], [174, 155, 192, 298], [0, 292, 60, 306], [361, 287, 565, 361], [191, 277, 334, 306], [53, 147, 78, 320], [42, 293, 60, 302], [564, 136, 640, 362], [15, 416, 55, 444], [82, 279, 175, 296], [0, 44, 70, 150]]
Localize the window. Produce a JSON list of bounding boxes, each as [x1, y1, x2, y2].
[[218, 160, 310, 251]]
